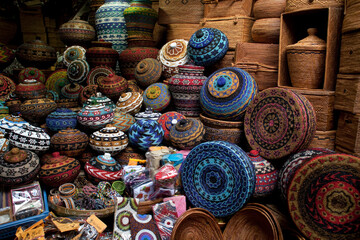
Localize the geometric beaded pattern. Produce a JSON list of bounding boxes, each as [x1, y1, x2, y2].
[[188, 28, 229, 67], [46, 70, 70, 96], [9, 124, 50, 152], [128, 119, 164, 151], [287, 153, 360, 240], [200, 67, 258, 120], [63, 46, 86, 66], [95, 0, 130, 54], [143, 83, 171, 112], [67, 59, 90, 84], [181, 141, 256, 217]]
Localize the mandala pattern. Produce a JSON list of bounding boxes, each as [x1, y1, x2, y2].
[[288, 153, 360, 240], [181, 141, 256, 217], [113, 197, 139, 240], [244, 87, 317, 160], [128, 119, 164, 151], [279, 148, 334, 202], [67, 59, 90, 84], [46, 69, 70, 96], [63, 46, 86, 66], [200, 67, 258, 121], [188, 28, 229, 67], [131, 214, 160, 240], [143, 83, 171, 112]]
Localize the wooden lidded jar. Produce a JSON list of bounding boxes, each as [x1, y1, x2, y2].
[[286, 28, 326, 89]]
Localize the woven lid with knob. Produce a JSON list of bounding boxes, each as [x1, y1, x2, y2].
[[4, 148, 27, 163], [286, 28, 326, 51]]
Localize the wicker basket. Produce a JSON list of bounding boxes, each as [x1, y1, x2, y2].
[[234, 42, 279, 90], [171, 208, 223, 240], [335, 111, 360, 153], [253, 0, 286, 19], [158, 0, 204, 25], [166, 24, 199, 42], [200, 16, 254, 50], [286, 28, 326, 89], [339, 31, 360, 74], [285, 0, 344, 12], [335, 74, 360, 113], [223, 203, 283, 240], [48, 201, 115, 218], [251, 18, 280, 43], [342, 0, 360, 33], [309, 130, 336, 150], [203, 0, 254, 18]]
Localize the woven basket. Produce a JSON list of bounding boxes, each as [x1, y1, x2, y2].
[[158, 0, 204, 25], [251, 18, 280, 43], [339, 31, 360, 74], [308, 130, 336, 150], [253, 0, 286, 19], [171, 208, 223, 240], [234, 42, 279, 90], [223, 203, 283, 240], [200, 16, 254, 50], [342, 0, 360, 33], [335, 74, 360, 113], [285, 0, 344, 12], [166, 24, 200, 42], [48, 201, 115, 218], [203, 0, 254, 18]]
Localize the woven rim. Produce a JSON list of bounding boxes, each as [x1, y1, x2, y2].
[[171, 208, 223, 240], [199, 113, 243, 128], [223, 203, 282, 240]]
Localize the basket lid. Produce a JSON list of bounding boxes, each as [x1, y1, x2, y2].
[[286, 28, 326, 51], [4, 148, 27, 163], [189, 28, 215, 49]]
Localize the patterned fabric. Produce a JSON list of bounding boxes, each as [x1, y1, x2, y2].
[[279, 148, 334, 202], [95, 0, 129, 53], [158, 40, 189, 78], [135, 58, 162, 88], [123, 0, 158, 40], [113, 197, 139, 240], [46, 69, 70, 96], [188, 28, 228, 67], [163, 195, 186, 218], [143, 83, 171, 112], [244, 87, 316, 160], [130, 214, 160, 240], [46, 108, 77, 132], [18, 67, 45, 84], [157, 112, 185, 142], [169, 119, 205, 150], [128, 119, 164, 151], [9, 124, 50, 152], [181, 141, 256, 217], [63, 46, 86, 66], [200, 67, 258, 121], [288, 153, 360, 240], [67, 59, 90, 84], [152, 201, 178, 240], [247, 150, 278, 198], [168, 65, 207, 117]]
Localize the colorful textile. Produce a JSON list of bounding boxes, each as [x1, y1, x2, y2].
[[113, 197, 139, 240], [152, 200, 178, 240], [130, 214, 160, 240], [163, 195, 186, 218]]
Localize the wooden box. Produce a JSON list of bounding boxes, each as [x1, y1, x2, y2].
[[200, 16, 254, 50], [290, 88, 335, 131], [278, 7, 343, 91], [309, 130, 336, 150], [339, 31, 360, 74], [158, 0, 204, 25], [203, 0, 254, 18], [233, 42, 278, 90], [335, 74, 360, 113], [335, 111, 360, 152]]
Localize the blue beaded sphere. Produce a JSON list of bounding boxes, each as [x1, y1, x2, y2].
[[181, 141, 256, 217], [46, 108, 77, 132], [187, 28, 229, 67], [128, 119, 164, 151], [200, 67, 258, 120]]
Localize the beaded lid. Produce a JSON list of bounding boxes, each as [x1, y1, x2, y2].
[[89, 153, 122, 172], [46, 69, 70, 96], [18, 67, 45, 84], [116, 92, 143, 114], [0, 115, 29, 133], [143, 83, 171, 112], [9, 124, 51, 151], [91, 124, 128, 140], [161, 40, 188, 63], [61, 83, 83, 99], [4, 148, 27, 163], [85, 92, 115, 109], [67, 59, 90, 84], [135, 107, 161, 121], [63, 46, 86, 66], [157, 111, 186, 141], [189, 28, 215, 49], [200, 67, 258, 120], [86, 66, 115, 85], [41, 152, 68, 164]]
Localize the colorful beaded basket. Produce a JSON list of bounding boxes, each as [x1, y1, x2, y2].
[[143, 83, 171, 112], [128, 119, 164, 151]]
